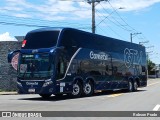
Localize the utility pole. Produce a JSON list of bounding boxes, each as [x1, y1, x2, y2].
[[87, 0, 106, 34], [92, 1, 96, 33], [62, 0, 109, 33]]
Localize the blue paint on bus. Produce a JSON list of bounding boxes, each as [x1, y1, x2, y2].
[[8, 27, 147, 98]]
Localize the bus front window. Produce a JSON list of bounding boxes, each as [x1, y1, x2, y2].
[[18, 54, 54, 80]]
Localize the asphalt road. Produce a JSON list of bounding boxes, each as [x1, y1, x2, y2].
[[0, 78, 160, 119]]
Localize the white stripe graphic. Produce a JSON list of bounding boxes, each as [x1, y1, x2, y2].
[[153, 104, 160, 111], [57, 48, 82, 81]]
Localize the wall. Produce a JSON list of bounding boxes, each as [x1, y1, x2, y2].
[[0, 41, 21, 91]]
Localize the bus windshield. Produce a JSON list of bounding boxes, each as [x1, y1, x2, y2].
[[23, 31, 60, 49], [18, 53, 54, 80]]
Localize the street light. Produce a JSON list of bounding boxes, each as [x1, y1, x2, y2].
[[130, 32, 142, 43], [139, 41, 149, 45]]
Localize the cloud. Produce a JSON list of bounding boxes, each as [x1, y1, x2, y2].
[[12, 13, 31, 18], [0, 32, 17, 41], [102, 0, 160, 11], [1, 0, 160, 21]]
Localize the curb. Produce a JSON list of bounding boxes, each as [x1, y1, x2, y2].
[[0, 92, 18, 95]]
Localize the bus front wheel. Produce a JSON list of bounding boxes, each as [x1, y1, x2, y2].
[[39, 94, 52, 99]]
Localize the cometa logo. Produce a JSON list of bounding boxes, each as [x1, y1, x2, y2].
[[90, 51, 108, 60], [26, 82, 38, 86]]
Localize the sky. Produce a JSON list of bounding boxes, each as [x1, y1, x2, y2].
[[0, 0, 160, 64]]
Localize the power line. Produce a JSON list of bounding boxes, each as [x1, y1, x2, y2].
[[96, 10, 127, 40], [96, 9, 133, 40], [107, 0, 137, 33], [0, 13, 91, 31], [0, 21, 91, 30], [99, 3, 132, 32], [98, 1, 149, 43], [0, 7, 90, 13], [0, 14, 90, 26]]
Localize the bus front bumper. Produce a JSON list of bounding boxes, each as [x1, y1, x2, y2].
[[17, 80, 73, 94], [17, 80, 56, 94]]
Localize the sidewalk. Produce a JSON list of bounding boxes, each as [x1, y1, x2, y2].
[[0, 91, 17, 95]]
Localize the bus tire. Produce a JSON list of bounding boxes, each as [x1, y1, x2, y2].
[[54, 94, 63, 97], [83, 81, 94, 96], [128, 80, 133, 92], [39, 94, 52, 99], [133, 80, 138, 92], [71, 81, 82, 97]]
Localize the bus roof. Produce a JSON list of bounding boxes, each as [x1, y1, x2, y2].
[[24, 27, 145, 53]]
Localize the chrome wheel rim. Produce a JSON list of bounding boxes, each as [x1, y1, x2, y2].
[[129, 81, 132, 91], [72, 84, 80, 96], [84, 83, 91, 94]]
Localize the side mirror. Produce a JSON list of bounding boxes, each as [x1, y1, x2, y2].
[[8, 50, 20, 70], [8, 50, 20, 63]]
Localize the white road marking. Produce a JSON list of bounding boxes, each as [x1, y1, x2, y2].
[[107, 93, 122, 98], [153, 104, 160, 111], [147, 82, 160, 87]]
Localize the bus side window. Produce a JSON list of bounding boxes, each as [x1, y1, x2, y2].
[[106, 65, 109, 71], [60, 62, 65, 75], [105, 55, 112, 75]]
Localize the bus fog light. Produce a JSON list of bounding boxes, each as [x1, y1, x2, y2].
[[43, 81, 53, 87]]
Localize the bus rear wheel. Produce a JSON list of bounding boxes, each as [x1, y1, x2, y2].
[[39, 94, 52, 99], [133, 80, 138, 92], [83, 81, 94, 96], [71, 81, 82, 97], [54, 94, 63, 98], [128, 80, 133, 92]]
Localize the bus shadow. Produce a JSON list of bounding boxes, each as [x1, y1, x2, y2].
[[18, 89, 146, 102]]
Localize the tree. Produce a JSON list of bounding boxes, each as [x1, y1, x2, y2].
[[147, 59, 155, 75]]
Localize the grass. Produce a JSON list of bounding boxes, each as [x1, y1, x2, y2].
[[0, 89, 17, 92]]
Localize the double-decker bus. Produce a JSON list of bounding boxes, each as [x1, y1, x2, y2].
[[8, 27, 147, 98]]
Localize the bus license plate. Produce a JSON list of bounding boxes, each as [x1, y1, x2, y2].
[[28, 88, 35, 93]]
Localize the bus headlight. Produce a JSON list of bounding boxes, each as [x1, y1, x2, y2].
[[43, 80, 53, 87], [17, 82, 22, 87]]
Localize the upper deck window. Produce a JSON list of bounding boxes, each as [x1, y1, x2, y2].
[[23, 31, 60, 49]]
